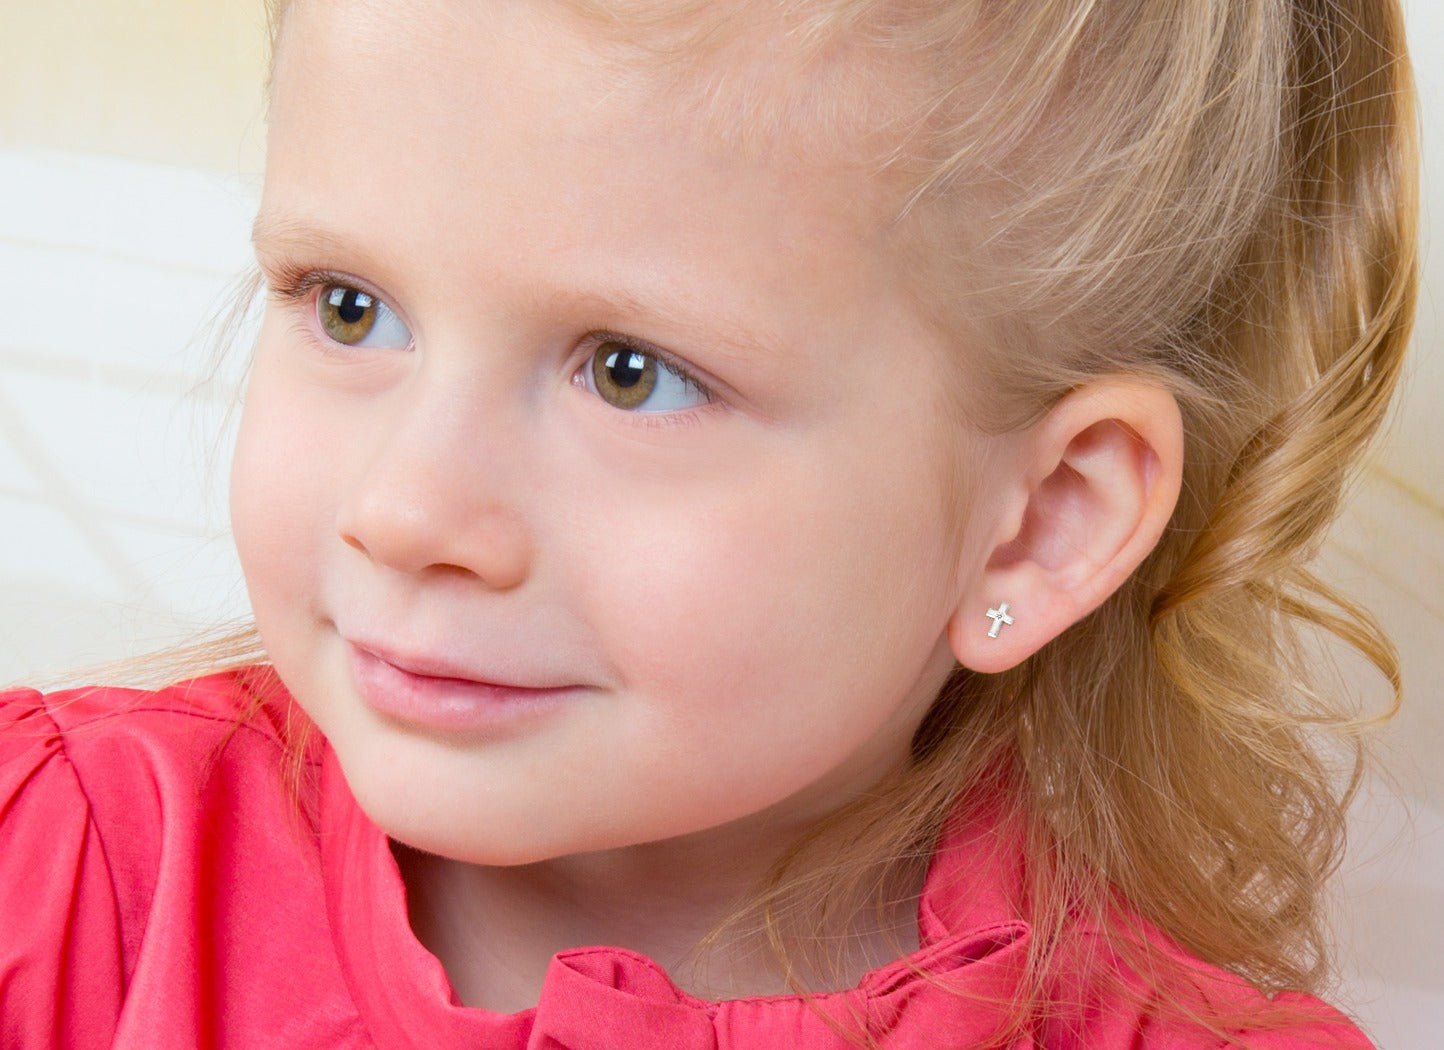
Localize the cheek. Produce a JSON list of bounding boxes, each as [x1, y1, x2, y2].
[[229, 348, 339, 616], [567, 440, 960, 729]]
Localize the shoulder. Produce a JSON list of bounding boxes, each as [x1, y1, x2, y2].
[[918, 810, 1374, 1048], [0, 664, 300, 865], [1, 664, 308, 890], [1043, 922, 1376, 1049], [2, 667, 297, 844], [2, 664, 295, 756], [0, 668, 319, 1047]]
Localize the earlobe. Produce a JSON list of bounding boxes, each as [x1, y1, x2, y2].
[[948, 381, 1183, 673]]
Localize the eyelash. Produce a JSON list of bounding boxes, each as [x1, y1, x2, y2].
[[263, 263, 717, 412], [266, 263, 378, 315]]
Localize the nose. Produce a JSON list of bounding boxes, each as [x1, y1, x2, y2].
[[335, 388, 534, 590]]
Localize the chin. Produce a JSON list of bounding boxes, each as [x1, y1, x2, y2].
[[346, 776, 583, 868]]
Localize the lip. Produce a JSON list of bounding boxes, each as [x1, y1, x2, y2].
[[347, 641, 580, 735]]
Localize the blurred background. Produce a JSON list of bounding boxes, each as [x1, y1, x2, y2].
[[0, 1, 1438, 1044]]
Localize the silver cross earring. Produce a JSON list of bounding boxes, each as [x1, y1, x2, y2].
[[985, 602, 1014, 638]]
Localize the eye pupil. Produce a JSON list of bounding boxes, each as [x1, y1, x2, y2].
[[606, 350, 647, 388], [320, 285, 380, 345], [591, 342, 658, 409], [336, 289, 369, 325]]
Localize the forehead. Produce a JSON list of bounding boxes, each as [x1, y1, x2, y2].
[[274, 0, 926, 179], [264, 0, 926, 286]]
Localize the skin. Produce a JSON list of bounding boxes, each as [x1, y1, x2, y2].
[[232, 0, 1182, 1012]]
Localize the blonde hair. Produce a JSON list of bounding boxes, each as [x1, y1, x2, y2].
[[238, 0, 1418, 1033]]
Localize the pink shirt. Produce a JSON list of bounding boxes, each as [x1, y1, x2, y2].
[[0, 671, 1373, 1048]]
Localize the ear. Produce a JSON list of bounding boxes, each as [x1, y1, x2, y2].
[[947, 380, 1183, 673]]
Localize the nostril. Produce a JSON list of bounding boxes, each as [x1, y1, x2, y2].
[[462, 510, 533, 591]]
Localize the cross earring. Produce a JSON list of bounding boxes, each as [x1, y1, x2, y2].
[[985, 602, 1014, 638]]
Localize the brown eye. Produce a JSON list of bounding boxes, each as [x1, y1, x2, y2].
[[319, 286, 377, 344], [314, 284, 412, 349], [591, 342, 659, 410], [581, 338, 710, 413]]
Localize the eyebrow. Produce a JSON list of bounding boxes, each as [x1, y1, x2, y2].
[[249, 211, 786, 368], [251, 212, 356, 261], [581, 286, 783, 370]]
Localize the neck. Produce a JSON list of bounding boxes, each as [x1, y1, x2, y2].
[[393, 824, 923, 1013]]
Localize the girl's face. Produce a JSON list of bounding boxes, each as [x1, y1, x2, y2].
[[233, 0, 997, 866]]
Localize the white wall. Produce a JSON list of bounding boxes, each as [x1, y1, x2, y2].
[[0, 149, 256, 677]]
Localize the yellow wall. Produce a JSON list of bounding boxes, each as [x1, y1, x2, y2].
[[0, 0, 269, 173]]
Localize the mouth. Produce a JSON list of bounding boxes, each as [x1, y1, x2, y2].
[[346, 641, 581, 735]]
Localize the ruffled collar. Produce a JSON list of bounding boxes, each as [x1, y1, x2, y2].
[[319, 748, 1034, 1049]]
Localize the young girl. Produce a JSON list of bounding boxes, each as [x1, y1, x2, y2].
[[0, 0, 1418, 1046]]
